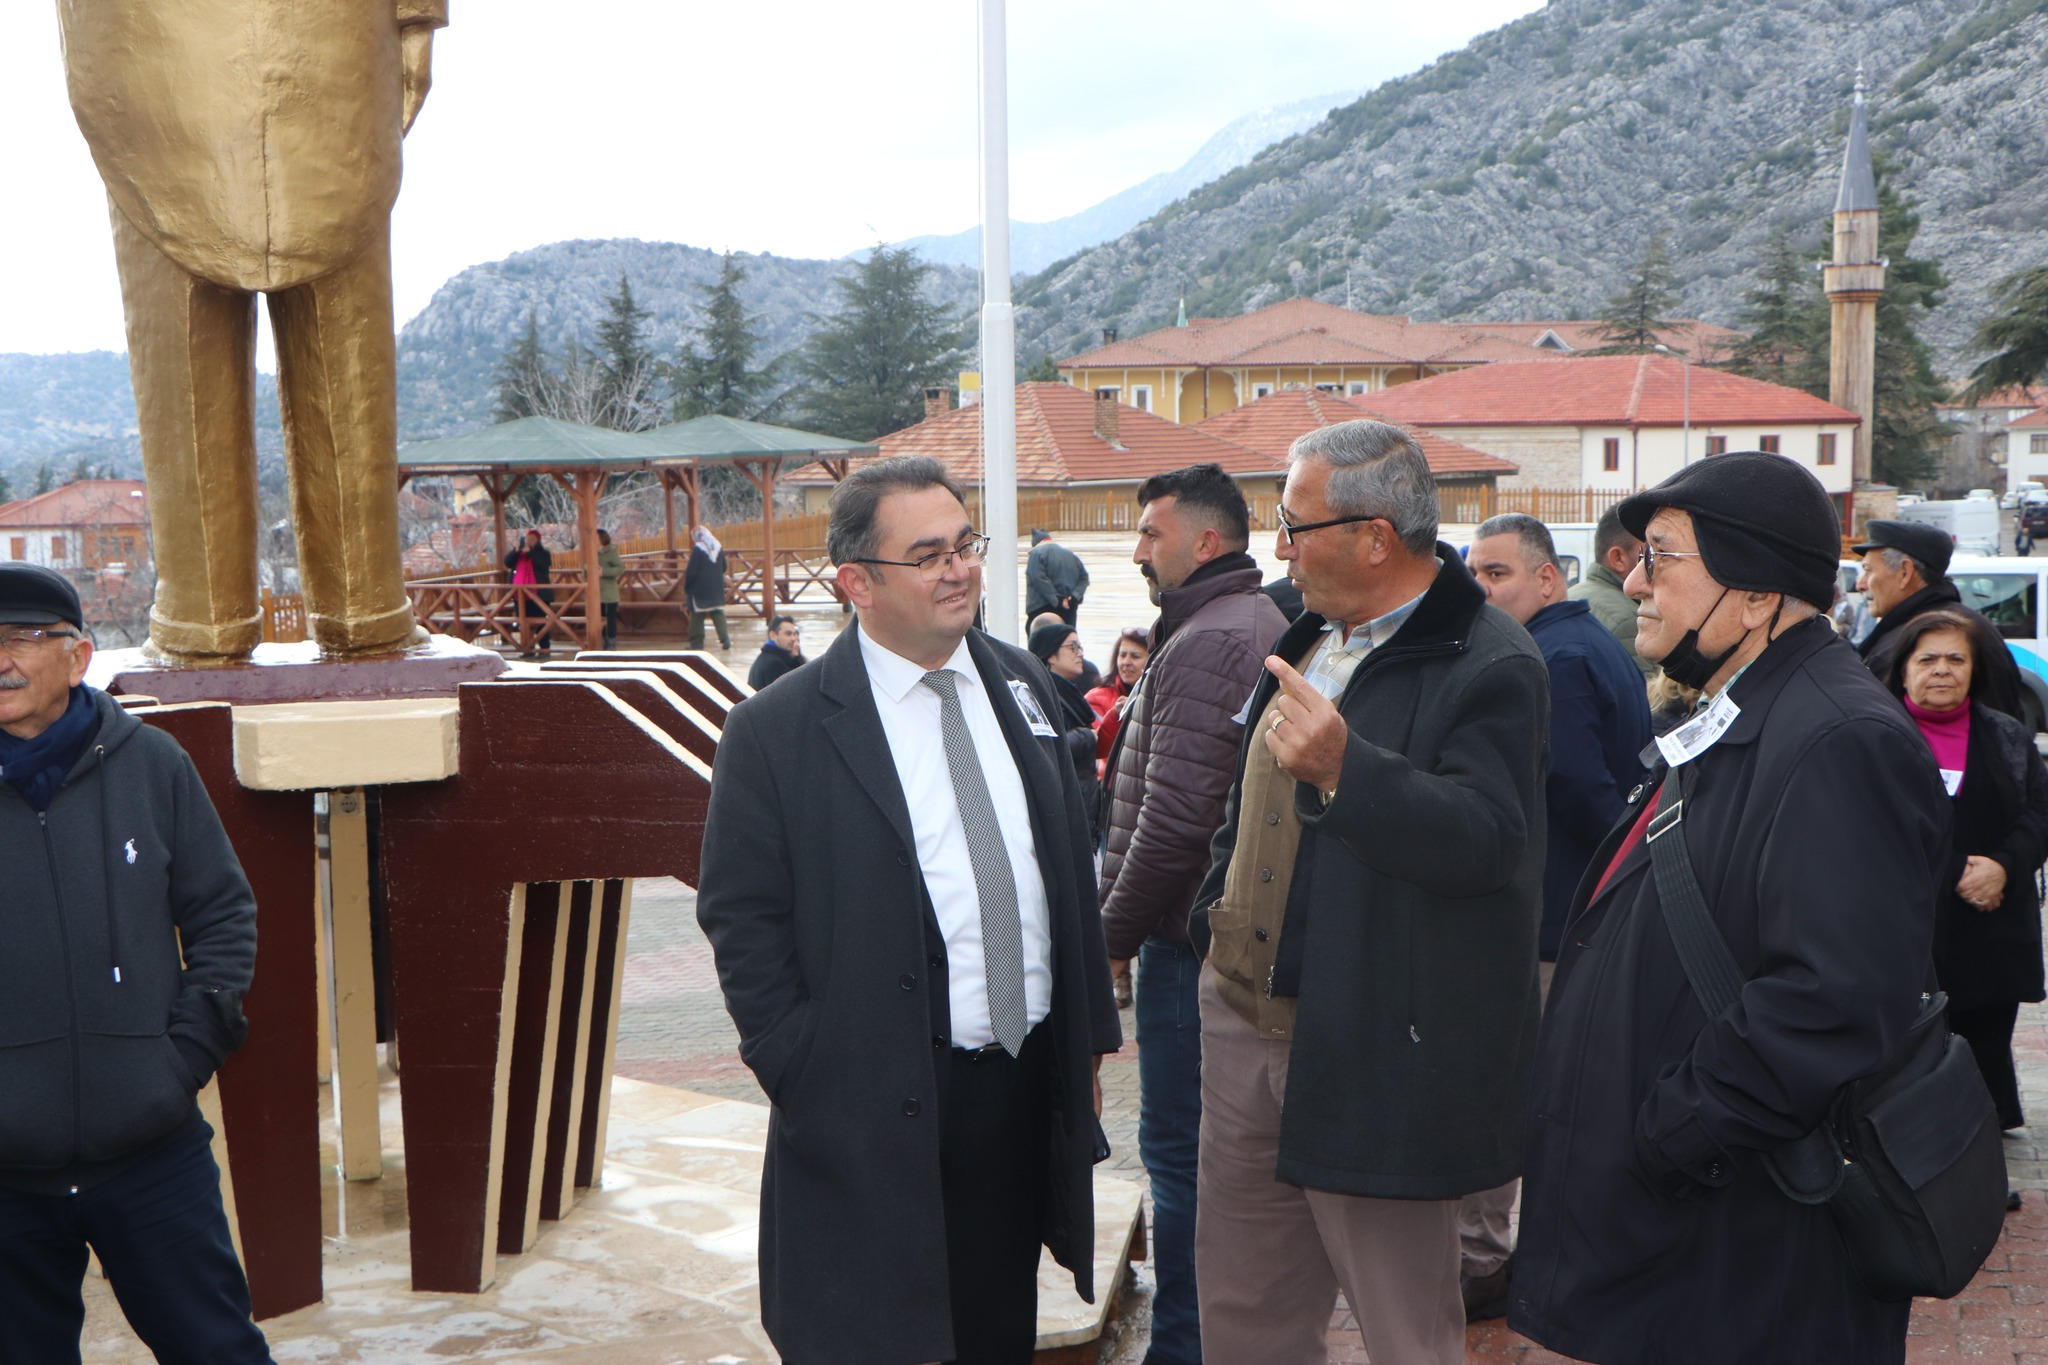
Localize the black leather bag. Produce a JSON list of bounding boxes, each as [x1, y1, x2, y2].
[[1645, 780, 2008, 1302]]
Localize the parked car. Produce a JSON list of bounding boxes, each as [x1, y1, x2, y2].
[[1967, 488, 1998, 502], [2003, 481, 2045, 510], [1947, 554, 2048, 732]]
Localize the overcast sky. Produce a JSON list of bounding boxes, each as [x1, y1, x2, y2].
[[3, 0, 1543, 357]]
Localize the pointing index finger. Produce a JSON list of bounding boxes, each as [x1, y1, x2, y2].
[[1265, 655, 1318, 699]]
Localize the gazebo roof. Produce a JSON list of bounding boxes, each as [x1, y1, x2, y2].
[[396, 416, 657, 473], [632, 414, 877, 464], [398, 414, 877, 474]]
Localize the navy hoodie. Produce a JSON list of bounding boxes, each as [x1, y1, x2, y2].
[[0, 688, 256, 1185]]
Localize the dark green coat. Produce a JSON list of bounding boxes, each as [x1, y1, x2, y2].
[[1191, 544, 1549, 1197]]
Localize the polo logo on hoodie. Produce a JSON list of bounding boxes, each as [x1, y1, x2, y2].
[[124, 839, 137, 865]]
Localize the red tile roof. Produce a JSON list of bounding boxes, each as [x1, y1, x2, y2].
[[1058, 298, 1741, 371], [784, 383, 1282, 488], [2009, 407, 2048, 430], [1354, 356, 1858, 428], [1455, 318, 1744, 362], [0, 479, 150, 528], [1196, 389, 1517, 477], [1944, 386, 2048, 413]]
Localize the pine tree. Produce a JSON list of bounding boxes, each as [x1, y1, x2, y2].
[[798, 245, 971, 441], [1961, 267, 2048, 403], [32, 463, 53, 496], [1590, 234, 1677, 354], [0, 469, 13, 504], [1728, 228, 1824, 390], [593, 274, 662, 431], [493, 310, 549, 423], [669, 253, 774, 420], [1023, 353, 1061, 382], [69, 455, 94, 483]]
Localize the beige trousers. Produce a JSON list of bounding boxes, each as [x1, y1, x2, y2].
[[1195, 963, 1464, 1365]]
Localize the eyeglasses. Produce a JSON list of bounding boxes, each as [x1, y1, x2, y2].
[[854, 533, 992, 582], [0, 627, 81, 655], [1638, 544, 1705, 583], [1276, 507, 1383, 546], [1057, 639, 1084, 656]]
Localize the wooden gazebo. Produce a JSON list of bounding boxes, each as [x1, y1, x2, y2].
[[394, 415, 874, 648]]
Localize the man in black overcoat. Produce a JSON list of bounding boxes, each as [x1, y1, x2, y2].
[[698, 457, 1121, 1365], [1512, 454, 1950, 1364], [1853, 518, 2026, 722]]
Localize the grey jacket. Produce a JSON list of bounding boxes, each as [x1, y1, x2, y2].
[[0, 689, 257, 1172], [1568, 562, 1653, 680]]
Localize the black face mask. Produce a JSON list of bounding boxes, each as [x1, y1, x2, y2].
[[1657, 588, 1739, 691]]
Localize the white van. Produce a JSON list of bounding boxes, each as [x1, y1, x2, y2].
[[1946, 554, 2048, 730], [1896, 498, 2003, 558]]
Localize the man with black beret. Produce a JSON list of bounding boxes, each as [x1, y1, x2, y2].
[[1512, 454, 1949, 1363], [0, 564, 269, 1360], [1853, 519, 2026, 722]]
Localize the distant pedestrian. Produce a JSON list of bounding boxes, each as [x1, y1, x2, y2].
[[595, 528, 625, 649], [1853, 519, 2025, 721], [1097, 464, 1288, 1364], [1086, 626, 1149, 763], [1514, 453, 1948, 1364], [685, 525, 732, 652], [1884, 609, 2047, 1151], [1027, 529, 1089, 627], [1463, 512, 1650, 1320], [504, 528, 554, 657], [1193, 421, 1546, 1365], [747, 615, 805, 690], [1568, 505, 1653, 679], [2018, 526, 2034, 557], [1029, 621, 1102, 830]]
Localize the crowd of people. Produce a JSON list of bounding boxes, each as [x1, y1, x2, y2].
[[697, 426, 2048, 1365], [10, 424, 2032, 1362]]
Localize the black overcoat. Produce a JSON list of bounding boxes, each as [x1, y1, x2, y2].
[[1190, 545, 1550, 1197], [697, 622, 1122, 1365], [1512, 618, 1949, 1365], [1933, 702, 2048, 1009]]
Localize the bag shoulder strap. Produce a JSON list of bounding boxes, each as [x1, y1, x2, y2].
[[1645, 769, 1841, 1202], [1645, 775, 1744, 1015]]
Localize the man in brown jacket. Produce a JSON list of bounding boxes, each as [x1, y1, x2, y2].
[[1099, 463, 1288, 1365]]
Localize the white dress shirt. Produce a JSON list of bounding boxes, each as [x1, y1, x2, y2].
[[859, 628, 1053, 1047]]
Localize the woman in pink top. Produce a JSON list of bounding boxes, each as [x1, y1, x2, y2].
[[1889, 608, 2048, 1184]]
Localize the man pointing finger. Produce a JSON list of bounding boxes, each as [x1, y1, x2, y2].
[[1190, 420, 1549, 1364]]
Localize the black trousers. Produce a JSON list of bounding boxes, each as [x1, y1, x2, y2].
[[0, 1116, 272, 1364], [937, 1025, 1050, 1365], [600, 600, 620, 648], [1951, 1000, 2025, 1131]]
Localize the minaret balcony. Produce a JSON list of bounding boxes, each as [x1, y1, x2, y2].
[[1824, 262, 1887, 296]]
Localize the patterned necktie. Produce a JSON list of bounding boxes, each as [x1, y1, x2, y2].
[[920, 669, 1029, 1056]]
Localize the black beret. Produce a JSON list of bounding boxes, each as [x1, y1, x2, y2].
[[1616, 452, 1841, 609], [1028, 621, 1076, 662], [1848, 519, 1953, 578], [0, 562, 84, 629]]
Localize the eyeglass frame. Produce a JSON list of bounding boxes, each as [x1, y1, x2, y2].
[[1276, 506, 1386, 546], [0, 626, 83, 655], [850, 532, 993, 581], [1638, 544, 1706, 583]]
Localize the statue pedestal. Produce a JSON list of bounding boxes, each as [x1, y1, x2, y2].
[[90, 633, 506, 705], [112, 651, 725, 1314]]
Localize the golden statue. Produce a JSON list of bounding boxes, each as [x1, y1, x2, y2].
[[59, 0, 448, 662]]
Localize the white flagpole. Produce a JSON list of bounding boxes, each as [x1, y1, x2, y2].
[[979, 0, 1019, 644]]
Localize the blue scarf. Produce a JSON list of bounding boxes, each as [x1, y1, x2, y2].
[[0, 686, 101, 812]]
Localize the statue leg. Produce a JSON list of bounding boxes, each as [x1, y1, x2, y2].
[[110, 204, 263, 662], [267, 222, 422, 656]]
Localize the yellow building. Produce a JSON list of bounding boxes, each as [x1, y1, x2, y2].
[[1058, 298, 1741, 426]]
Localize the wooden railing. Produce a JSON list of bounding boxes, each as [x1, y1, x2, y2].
[[261, 589, 306, 644], [957, 485, 1622, 533], [1436, 486, 1629, 525]]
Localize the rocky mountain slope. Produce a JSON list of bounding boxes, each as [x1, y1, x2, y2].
[[1014, 0, 2048, 373], [893, 90, 1360, 274], [394, 239, 984, 440]]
